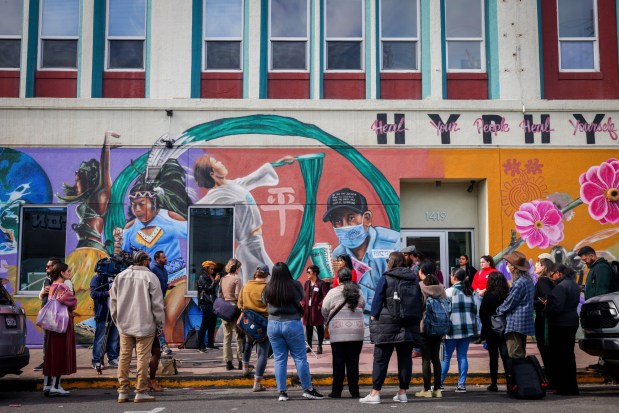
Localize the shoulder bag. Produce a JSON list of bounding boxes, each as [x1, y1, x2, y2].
[[491, 314, 507, 335], [36, 286, 69, 333]]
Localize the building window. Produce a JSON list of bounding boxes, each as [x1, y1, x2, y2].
[[106, 0, 146, 70], [445, 0, 485, 71], [325, 0, 364, 71], [39, 0, 79, 69], [380, 0, 419, 71], [269, 0, 308, 71], [187, 206, 234, 294], [557, 0, 598, 71], [0, 0, 23, 69], [204, 0, 243, 71], [18, 206, 67, 294]]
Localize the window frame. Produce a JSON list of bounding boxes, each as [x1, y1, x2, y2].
[[268, 0, 309, 72], [104, 0, 147, 71], [556, 0, 599, 72], [37, 0, 80, 70], [203, 0, 244, 72], [444, 0, 486, 73], [379, 0, 420, 72], [186, 205, 235, 296], [17, 205, 67, 295], [324, 0, 365, 73], [0, 0, 23, 70]]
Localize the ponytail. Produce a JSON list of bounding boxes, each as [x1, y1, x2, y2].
[[453, 268, 474, 296]]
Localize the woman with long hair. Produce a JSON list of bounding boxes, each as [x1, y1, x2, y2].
[[332, 254, 360, 286], [440, 268, 477, 393], [479, 271, 510, 391], [360, 252, 422, 404], [263, 262, 324, 401], [301, 265, 328, 354], [534, 255, 556, 386], [42, 262, 77, 396], [238, 265, 271, 391], [472, 255, 496, 342], [321, 267, 365, 398], [415, 260, 447, 398]]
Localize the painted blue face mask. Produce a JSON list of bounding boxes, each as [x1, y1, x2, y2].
[[334, 223, 369, 249]]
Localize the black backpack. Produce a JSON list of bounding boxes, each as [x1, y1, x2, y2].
[[385, 275, 423, 323]]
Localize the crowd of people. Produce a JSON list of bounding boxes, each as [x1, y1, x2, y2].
[[34, 244, 616, 403]]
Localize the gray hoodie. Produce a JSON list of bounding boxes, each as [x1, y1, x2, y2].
[[419, 283, 447, 334]]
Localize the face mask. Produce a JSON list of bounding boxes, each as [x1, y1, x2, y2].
[[334, 223, 368, 249]]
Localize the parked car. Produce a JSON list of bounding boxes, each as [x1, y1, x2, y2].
[[0, 280, 29, 377], [579, 291, 619, 382]]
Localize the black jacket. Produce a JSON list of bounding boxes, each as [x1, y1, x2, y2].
[[546, 276, 580, 327], [479, 291, 505, 340], [369, 267, 421, 345], [90, 272, 112, 320], [197, 273, 219, 309]]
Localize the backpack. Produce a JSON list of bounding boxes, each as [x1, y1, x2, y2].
[[423, 296, 451, 336], [385, 275, 423, 323], [178, 328, 200, 349]]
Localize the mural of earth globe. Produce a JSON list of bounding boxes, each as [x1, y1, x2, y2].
[[0, 148, 52, 254]]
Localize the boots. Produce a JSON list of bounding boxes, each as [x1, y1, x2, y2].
[[226, 361, 235, 370], [148, 379, 164, 392], [317, 345, 323, 355], [43, 376, 52, 396], [49, 376, 70, 396]]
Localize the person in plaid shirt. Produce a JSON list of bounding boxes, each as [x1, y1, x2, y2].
[[440, 268, 477, 392], [496, 251, 535, 359]]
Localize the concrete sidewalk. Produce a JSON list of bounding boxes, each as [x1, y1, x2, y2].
[[0, 340, 607, 392]]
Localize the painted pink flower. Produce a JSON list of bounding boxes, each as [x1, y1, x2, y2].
[[515, 200, 564, 249], [579, 158, 619, 224]]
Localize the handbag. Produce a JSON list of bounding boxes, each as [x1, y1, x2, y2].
[[36, 287, 69, 334], [491, 314, 507, 335], [156, 356, 178, 376], [236, 309, 268, 342], [213, 297, 239, 322]]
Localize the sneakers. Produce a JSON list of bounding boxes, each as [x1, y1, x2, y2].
[[117, 393, 129, 403], [108, 359, 119, 367], [414, 389, 433, 398], [242, 365, 255, 377], [134, 392, 156, 403], [162, 345, 172, 355], [327, 392, 341, 398], [206, 344, 220, 350], [359, 393, 381, 404], [487, 383, 498, 392], [455, 386, 467, 393], [253, 383, 266, 392], [226, 361, 235, 370], [316, 346, 323, 355], [198, 347, 208, 353], [586, 363, 605, 372], [432, 389, 442, 398], [303, 388, 324, 399], [278, 391, 288, 401], [392, 392, 408, 403], [431, 384, 445, 391], [49, 386, 70, 396], [33, 362, 44, 372]]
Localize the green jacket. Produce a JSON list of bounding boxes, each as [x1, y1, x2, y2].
[[584, 257, 614, 300]]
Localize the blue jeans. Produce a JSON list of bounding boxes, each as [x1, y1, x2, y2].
[[93, 318, 119, 363], [159, 333, 168, 348], [441, 338, 470, 387], [243, 337, 270, 378], [267, 319, 312, 392]]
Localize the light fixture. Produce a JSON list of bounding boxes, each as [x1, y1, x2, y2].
[[466, 180, 476, 193]]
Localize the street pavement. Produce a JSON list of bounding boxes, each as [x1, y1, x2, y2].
[[0, 339, 609, 392]]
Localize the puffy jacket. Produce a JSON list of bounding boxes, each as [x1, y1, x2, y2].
[[369, 267, 421, 345], [584, 257, 614, 300], [546, 276, 580, 327]]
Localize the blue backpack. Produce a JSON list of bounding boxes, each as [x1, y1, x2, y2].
[[423, 296, 451, 336]]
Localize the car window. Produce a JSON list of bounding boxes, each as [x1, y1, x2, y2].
[[0, 284, 14, 305]]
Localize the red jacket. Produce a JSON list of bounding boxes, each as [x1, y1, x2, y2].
[[301, 279, 328, 326], [472, 267, 495, 292], [332, 269, 360, 288]]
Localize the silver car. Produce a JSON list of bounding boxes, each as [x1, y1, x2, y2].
[[0, 280, 29, 377]]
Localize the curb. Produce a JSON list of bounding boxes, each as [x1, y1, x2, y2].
[[0, 371, 605, 393]]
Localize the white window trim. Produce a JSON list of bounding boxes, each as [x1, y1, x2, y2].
[[104, 0, 147, 72], [324, 0, 365, 73], [16, 204, 67, 296], [0, 1, 23, 70], [203, 0, 244, 72], [379, 0, 420, 72], [37, 0, 79, 71], [268, 0, 309, 73], [445, 0, 485, 73], [556, 0, 599, 72]]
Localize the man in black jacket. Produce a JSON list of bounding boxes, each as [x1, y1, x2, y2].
[[197, 260, 221, 351], [90, 271, 120, 371]]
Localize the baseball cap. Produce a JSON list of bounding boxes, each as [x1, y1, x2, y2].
[[401, 245, 416, 254], [322, 188, 368, 222]]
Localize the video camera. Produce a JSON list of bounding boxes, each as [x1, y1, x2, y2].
[[95, 249, 134, 277]]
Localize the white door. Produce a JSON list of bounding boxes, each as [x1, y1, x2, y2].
[[401, 230, 448, 287]]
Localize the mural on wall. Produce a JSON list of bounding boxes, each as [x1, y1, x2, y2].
[[1, 115, 618, 346]]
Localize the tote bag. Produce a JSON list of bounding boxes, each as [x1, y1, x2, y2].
[[36, 288, 69, 333]]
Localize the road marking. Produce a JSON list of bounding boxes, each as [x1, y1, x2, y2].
[[124, 407, 165, 413]]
